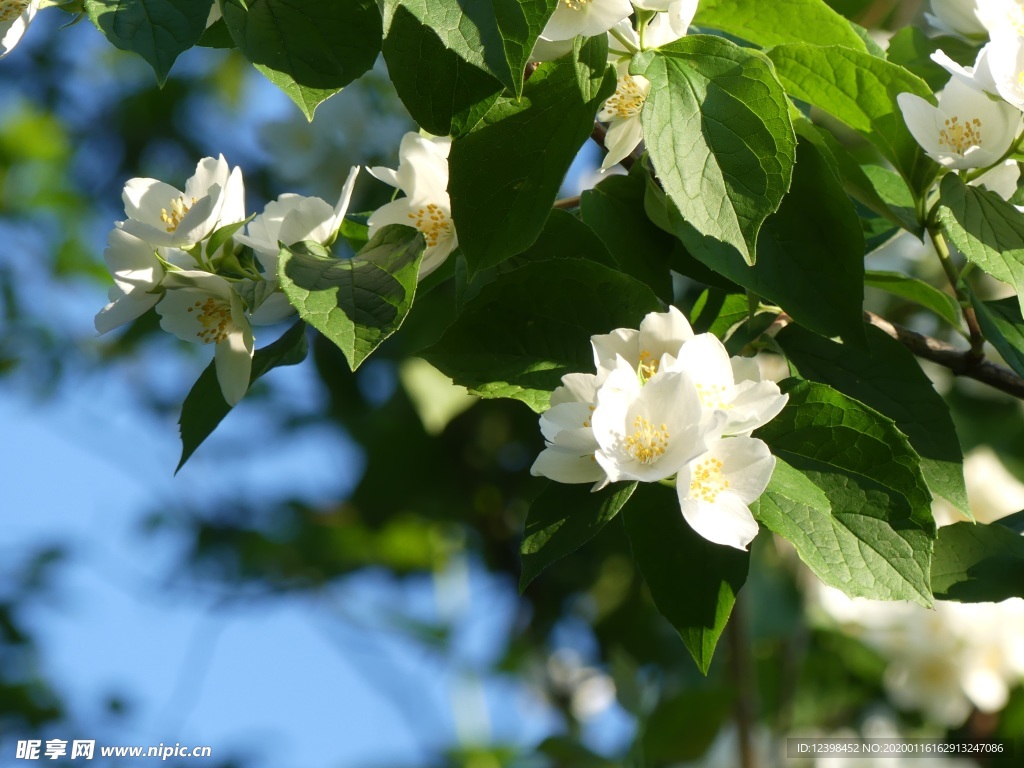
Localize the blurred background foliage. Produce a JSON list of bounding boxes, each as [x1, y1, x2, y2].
[[4, 0, 1024, 767]]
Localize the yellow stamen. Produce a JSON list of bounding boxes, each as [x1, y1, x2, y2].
[[624, 415, 669, 464], [937, 115, 983, 155], [407, 203, 453, 248], [190, 298, 232, 344], [161, 196, 197, 233], [689, 457, 731, 504], [0, 0, 29, 23], [604, 75, 647, 120]]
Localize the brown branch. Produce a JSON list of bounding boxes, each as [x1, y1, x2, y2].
[[552, 195, 580, 210], [864, 311, 1024, 399], [727, 594, 758, 768]]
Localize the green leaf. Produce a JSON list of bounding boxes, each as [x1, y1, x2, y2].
[[633, 35, 796, 264], [689, 290, 749, 338], [381, 3, 503, 137], [864, 270, 962, 329], [885, 27, 977, 92], [642, 688, 735, 762], [756, 380, 936, 605], [777, 323, 970, 517], [694, 0, 866, 51], [768, 43, 936, 193], [970, 295, 1024, 380], [520, 481, 637, 591], [623, 483, 749, 674], [85, 0, 214, 84], [278, 225, 424, 371], [938, 174, 1024, 318], [422, 259, 661, 412], [580, 171, 674, 301], [653, 139, 864, 342], [859, 164, 920, 234], [382, 0, 555, 99], [932, 521, 1024, 602], [449, 36, 615, 274], [221, 0, 382, 120], [177, 320, 308, 472]]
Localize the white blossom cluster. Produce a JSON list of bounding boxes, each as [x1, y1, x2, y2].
[[94, 132, 457, 406], [897, 0, 1024, 195], [814, 449, 1024, 727], [531, 307, 788, 550]]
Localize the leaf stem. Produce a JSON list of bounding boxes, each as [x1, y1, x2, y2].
[[929, 226, 985, 358]]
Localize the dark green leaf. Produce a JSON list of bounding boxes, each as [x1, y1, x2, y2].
[[221, 0, 382, 120], [970, 295, 1024, 379], [85, 0, 214, 84], [642, 688, 735, 762], [633, 35, 796, 263], [694, 0, 866, 51], [932, 521, 1024, 602], [278, 225, 424, 371], [864, 270, 962, 328], [778, 323, 969, 516], [756, 380, 935, 605], [689, 290, 749, 338], [520, 481, 637, 591], [177, 320, 308, 472], [422, 259, 661, 412], [449, 36, 615, 274], [768, 43, 937, 193], [623, 483, 750, 674], [938, 174, 1024, 316], [655, 139, 865, 342]]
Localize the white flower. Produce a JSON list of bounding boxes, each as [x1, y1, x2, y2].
[[156, 270, 255, 406], [667, 333, 789, 436], [629, 0, 697, 40], [591, 304, 694, 380], [368, 133, 457, 279], [120, 155, 246, 248], [0, 0, 39, 58], [530, 373, 608, 486], [94, 228, 191, 334], [979, 31, 1024, 112], [926, 0, 986, 38], [539, 0, 633, 42], [977, 0, 1024, 40], [591, 357, 718, 484], [598, 64, 651, 170], [897, 77, 1022, 169], [972, 158, 1021, 199], [676, 436, 775, 550]]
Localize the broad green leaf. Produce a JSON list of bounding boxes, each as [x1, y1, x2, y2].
[[177, 320, 308, 472], [864, 270, 962, 328], [633, 36, 796, 264], [694, 0, 866, 51], [756, 380, 935, 605], [278, 225, 424, 371], [768, 43, 936, 193], [381, 4, 503, 137], [970, 295, 1024, 380], [859, 165, 920, 234], [221, 0, 382, 120], [689, 290, 749, 338], [449, 36, 615, 274], [623, 483, 750, 674], [382, 0, 556, 99], [938, 174, 1024, 318], [422, 259, 661, 412], [932, 521, 1024, 602], [85, 0, 214, 84], [777, 323, 970, 517], [653, 139, 864, 342], [520, 481, 637, 591], [580, 171, 674, 301]]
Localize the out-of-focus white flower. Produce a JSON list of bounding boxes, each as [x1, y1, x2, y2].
[[545, 649, 617, 721], [156, 270, 254, 406], [979, 31, 1024, 113], [933, 447, 1024, 525], [927, 0, 986, 38], [897, 78, 1021, 170], [0, 0, 39, 58], [368, 133, 457, 279], [977, 0, 1024, 40], [120, 155, 246, 248], [539, 0, 633, 42], [94, 228, 192, 334]]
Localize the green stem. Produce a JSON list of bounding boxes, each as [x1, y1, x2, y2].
[[609, 25, 639, 55], [929, 226, 986, 357]]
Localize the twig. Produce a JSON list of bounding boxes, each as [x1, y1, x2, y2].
[[864, 311, 1024, 398], [727, 593, 758, 768], [553, 195, 580, 210]]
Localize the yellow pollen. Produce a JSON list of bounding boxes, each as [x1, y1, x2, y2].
[[604, 75, 647, 120], [160, 195, 197, 233], [689, 457, 731, 504], [563, 0, 591, 8], [638, 350, 658, 380], [407, 203, 452, 248], [0, 0, 29, 22], [624, 415, 669, 464], [937, 115, 983, 155], [695, 382, 733, 410], [191, 298, 233, 344]]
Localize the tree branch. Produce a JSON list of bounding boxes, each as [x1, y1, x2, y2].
[[864, 311, 1024, 399]]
